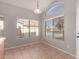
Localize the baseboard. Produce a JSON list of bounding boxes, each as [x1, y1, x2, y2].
[[41, 41, 76, 58], [5, 41, 42, 50]]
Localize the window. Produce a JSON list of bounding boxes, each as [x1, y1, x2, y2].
[[53, 16, 64, 40], [46, 3, 64, 16], [0, 17, 4, 37], [45, 19, 54, 38], [17, 19, 29, 38], [45, 16, 64, 40], [17, 19, 39, 38], [30, 20, 39, 37], [45, 2, 64, 40]]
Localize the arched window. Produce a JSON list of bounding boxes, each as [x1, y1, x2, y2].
[[46, 3, 64, 16]]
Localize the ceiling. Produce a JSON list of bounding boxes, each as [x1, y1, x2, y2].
[[0, 0, 55, 12]]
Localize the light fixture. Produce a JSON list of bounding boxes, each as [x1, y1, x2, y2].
[[34, 0, 42, 14]]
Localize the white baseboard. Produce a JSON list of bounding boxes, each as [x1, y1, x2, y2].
[[5, 41, 42, 50], [41, 41, 76, 58]]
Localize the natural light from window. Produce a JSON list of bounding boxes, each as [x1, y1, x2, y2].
[[17, 19, 39, 38], [46, 3, 64, 16], [0, 18, 4, 37]]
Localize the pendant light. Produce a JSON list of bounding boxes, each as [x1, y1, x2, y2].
[[34, 0, 42, 14]]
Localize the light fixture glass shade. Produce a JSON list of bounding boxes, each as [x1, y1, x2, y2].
[[34, 9, 42, 14]]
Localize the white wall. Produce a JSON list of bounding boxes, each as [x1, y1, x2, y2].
[[0, 2, 41, 48], [42, 0, 76, 56]]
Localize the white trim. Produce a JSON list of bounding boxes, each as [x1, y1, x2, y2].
[[41, 41, 76, 58], [5, 41, 42, 50], [45, 15, 64, 21]]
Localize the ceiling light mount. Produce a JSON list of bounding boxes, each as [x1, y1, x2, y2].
[[34, 0, 42, 14]]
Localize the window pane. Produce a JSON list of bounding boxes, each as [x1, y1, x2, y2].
[[46, 3, 64, 16], [30, 27, 39, 37], [46, 19, 53, 38], [45, 16, 64, 40], [0, 20, 4, 30], [35, 27, 39, 36], [30, 27, 35, 33], [17, 19, 29, 26], [17, 19, 29, 38], [17, 19, 39, 38], [53, 16, 64, 39], [30, 20, 39, 37], [21, 27, 29, 33], [0, 18, 4, 37], [30, 20, 39, 27]]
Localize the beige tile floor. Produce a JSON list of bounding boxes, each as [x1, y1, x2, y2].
[[5, 43, 76, 59]]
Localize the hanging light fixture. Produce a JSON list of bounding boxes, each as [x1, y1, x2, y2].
[[34, 0, 42, 14]]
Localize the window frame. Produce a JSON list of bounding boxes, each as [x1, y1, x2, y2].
[[45, 15, 64, 40], [0, 17, 4, 37], [29, 20, 40, 37], [16, 19, 40, 39]]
